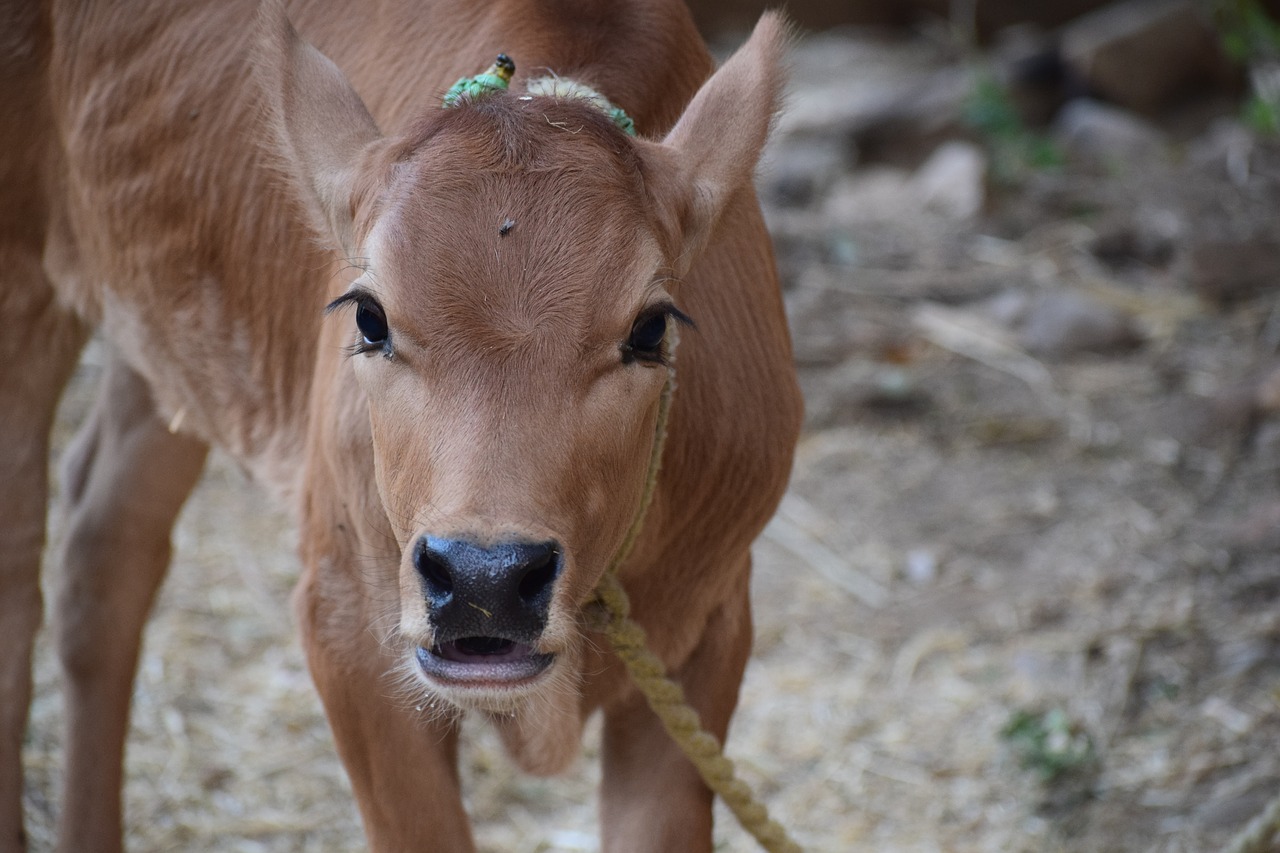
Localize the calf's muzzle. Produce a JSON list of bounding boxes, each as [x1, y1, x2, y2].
[[414, 536, 560, 647]]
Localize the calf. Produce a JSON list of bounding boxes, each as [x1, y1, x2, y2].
[[0, 0, 802, 850]]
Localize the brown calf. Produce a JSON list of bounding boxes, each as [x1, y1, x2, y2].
[[0, 1, 802, 850]]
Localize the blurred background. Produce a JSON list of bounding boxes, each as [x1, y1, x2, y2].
[[24, 1, 1280, 850]]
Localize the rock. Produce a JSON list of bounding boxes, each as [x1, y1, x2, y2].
[[1254, 364, 1280, 412], [1222, 501, 1280, 553], [820, 142, 987, 224], [978, 288, 1142, 357], [904, 548, 938, 586], [1052, 98, 1166, 161], [979, 288, 1033, 327], [1187, 119, 1257, 186], [911, 141, 987, 220], [759, 137, 848, 208], [1017, 290, 1142, 357], [784, 282, 915, 366], [1165, 360, 1280, 458], [823, 167, 916, 225], [686, 0, 907, 35], [1162, 388, 1257, 450], [851, 367, 932, 417], [685, 0, 1118, 39], [775, 34, 955, 147], [1059, 0, 1238, 114], [798, 360, 931, 429], [1186, 236, 1280, 303], [992, 24, 1073, 126], [1196, 783, 1279, 833], [848, 69, 974, 168], [1088, 208, 1182, 269], [915, 0, 1123, 36]]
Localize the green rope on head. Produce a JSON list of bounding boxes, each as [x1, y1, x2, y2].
[[443, 53, 515, 108], [442, 53, 638, 136], [605, 105, 636, 137]]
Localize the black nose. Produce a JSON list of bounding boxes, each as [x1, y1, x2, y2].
[[413, 536, 560, 644]]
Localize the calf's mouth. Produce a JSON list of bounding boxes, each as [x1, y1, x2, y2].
[[416, 636, 554, 686]]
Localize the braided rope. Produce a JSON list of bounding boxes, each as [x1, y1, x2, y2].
[[591, 326, 803, 853], [1222, 789, 1280, 853]]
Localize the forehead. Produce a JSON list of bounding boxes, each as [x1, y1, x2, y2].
[[370, 98, 663, 322]]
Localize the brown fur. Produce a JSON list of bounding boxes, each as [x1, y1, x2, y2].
[[0, 1, 801, 851]]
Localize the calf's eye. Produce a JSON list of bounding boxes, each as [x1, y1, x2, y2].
[[629, 314, 668, 356], [322, 287, 394, 358], [621, 304, 694, 365], [355, 300, 389, 350]]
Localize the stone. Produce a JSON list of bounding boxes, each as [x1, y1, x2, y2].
[[774, 34, 954, 145], [759, 137, 848, 209], [1088, 208, 1182, 269], [684, 0, 1117, 39], [911, 141, 988, 220], [848, 69, 974, 168], [1254, 364, 1280, 412], [979, 288, 1032, 327], [1186, 236, 1280, 303], [823, 167, 916, 225], [1196, 783, 1279, 833], [978, 288, 1141, 357], [993, 22, 1075, 126], [905, 548, 938, 586], [1186, 118, 1255, 187], [1222, 501, 1280, 553], [1059, 0, 1237, 114], [1017, 290, 1142, 357], [1163, 388, 1257, 449], [784, 282, 915, 367], [1052, 98, 1166, 160]]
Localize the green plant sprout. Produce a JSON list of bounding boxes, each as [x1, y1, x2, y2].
[[962, 75, 1063, 184], [1002, 707, 1096, 782], [1215, 0, 1280, 135]]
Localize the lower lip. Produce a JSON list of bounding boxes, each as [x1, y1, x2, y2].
[[415, 645, 555, 687]]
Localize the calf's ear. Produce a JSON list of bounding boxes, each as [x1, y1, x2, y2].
[[649, 12, 789, 273], [254, 0, 383, 253]]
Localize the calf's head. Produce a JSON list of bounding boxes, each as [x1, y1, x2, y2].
[[257, 3, 786, 713]]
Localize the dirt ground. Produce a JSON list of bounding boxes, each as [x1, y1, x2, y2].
[[22, 25, 1280, 853]]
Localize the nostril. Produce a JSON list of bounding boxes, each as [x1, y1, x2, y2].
[[415, 541, 454, 600], [517, 548, 559, 604]]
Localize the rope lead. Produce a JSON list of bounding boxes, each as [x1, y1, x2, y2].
[[593, 322, 803, 853]]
